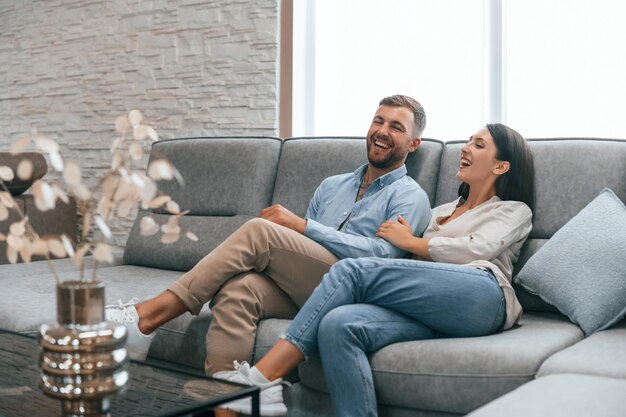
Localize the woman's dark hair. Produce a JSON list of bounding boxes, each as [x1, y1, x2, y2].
[[458, 123, 535, 210]]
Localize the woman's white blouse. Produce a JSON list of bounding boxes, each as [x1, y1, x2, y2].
[[423, 196, 533, 329]]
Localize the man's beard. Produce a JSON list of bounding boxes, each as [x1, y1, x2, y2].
[[366, 140, 404, 169]]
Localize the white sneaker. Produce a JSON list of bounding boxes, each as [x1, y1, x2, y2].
[[105, 298, 155, 361], [212, 361, 288, 416]]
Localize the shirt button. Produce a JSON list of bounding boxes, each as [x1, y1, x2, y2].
[[343, 211, 348, 216]]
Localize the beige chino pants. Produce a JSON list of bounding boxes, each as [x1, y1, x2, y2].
[[168, 217, 339, 375]]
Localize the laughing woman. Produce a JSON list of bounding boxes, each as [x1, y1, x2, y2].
[[214, 123, 535, 417]]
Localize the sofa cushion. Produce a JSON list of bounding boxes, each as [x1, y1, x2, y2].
[[511, 239, 559, 313], [263, 322, 464, 416], [434, 139, 626, 239], [1, 197, 26, 264], [527, 139, 626, 239], [254, 318, 292, 363], [404, 138, 443, 206], [433, 140, 464, 206], [466, 374, 626, 417], [271, 137, 443, 217], [123, 136, 283, 271], [123, 212, 255, 271], [295, 313, 583, 414], [537, 319, 626, 379], [0, 152, 47, 195], [0, 260, 179, 334], [151, 137, 282, 216], [0, 259, 209, 367], [253, 318, 300, 383], [515, 188, 626, 336], [0, 196, 78, 265]]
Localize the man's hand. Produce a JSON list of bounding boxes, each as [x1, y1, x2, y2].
[[260, 204, 307, 234], [376, 215, 415, 252]]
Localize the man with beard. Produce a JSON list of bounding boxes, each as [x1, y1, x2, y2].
[[106, 95, 432, 411]]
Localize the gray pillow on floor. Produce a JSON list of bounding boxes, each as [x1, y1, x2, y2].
[[514, 188, 626, 336]]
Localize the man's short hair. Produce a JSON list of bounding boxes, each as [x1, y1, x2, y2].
[[379, 95, 426, 138]]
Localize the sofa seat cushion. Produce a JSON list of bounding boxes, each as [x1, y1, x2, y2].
[[0, 261, 180, 334], [0, 259, 215, 368], [537, 319, 626, 379], [254, 318, 292, 362], [466, 374, 626, 417], [252, 318, 300, 383], [296, 313, 583, 414]]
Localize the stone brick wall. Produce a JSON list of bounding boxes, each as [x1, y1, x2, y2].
[[0, 0, 279, 247]]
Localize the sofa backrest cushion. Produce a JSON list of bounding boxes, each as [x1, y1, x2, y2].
[[123, 137, 282, 270], [150, 137, 282, 216], [435, 138, 626, 238], [271, 137, 443, 217], [523, 138, 626, 238], [405, 138, 444, 205], [123, 212, 255, 271], [435, 138, 626, 312]]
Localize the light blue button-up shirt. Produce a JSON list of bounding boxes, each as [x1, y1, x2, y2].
[[304, 164, 431, 259]]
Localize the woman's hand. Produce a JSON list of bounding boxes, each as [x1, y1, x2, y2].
[[377, 215, 432, 260], [376, 215, 415, 251]]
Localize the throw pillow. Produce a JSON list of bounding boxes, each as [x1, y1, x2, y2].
[[0, 152, 48, 195], [514, 188, 626, 336]]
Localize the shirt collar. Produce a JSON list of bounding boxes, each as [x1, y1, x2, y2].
[[446, 195, 502, 214], [352, 164, 408, 188]]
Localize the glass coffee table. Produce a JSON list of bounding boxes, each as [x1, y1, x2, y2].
[[0, 329, 259, 417]]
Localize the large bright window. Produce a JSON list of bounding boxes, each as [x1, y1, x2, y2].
[[506, 0, 626, 138], [292, 0, 626, 140]]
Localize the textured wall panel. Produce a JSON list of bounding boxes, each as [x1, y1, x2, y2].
[[0, 0, 279, 246]]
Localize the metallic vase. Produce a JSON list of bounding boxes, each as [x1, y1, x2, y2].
[[38, 280, 129, 417]]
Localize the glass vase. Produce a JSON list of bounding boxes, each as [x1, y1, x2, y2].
[[38, 280, 129, 417]]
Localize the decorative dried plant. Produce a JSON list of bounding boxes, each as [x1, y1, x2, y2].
[[0, 110, 197, 282]]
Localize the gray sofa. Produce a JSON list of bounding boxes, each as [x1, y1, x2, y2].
[[1, 136, 625, 416]]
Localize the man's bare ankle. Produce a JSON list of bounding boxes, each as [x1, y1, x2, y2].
[[134, 303, 155, 335], [137, 320, 155, 336]]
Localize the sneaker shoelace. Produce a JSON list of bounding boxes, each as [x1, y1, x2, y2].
[[214, 361, 251, 383], [105, 298, 140, 322], [233, 360, 250, 373]]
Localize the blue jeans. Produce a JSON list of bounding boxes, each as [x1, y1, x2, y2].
[[281, 258, 505, 417]]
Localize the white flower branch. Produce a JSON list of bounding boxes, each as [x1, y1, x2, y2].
[[0, 110, 197, 283]]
